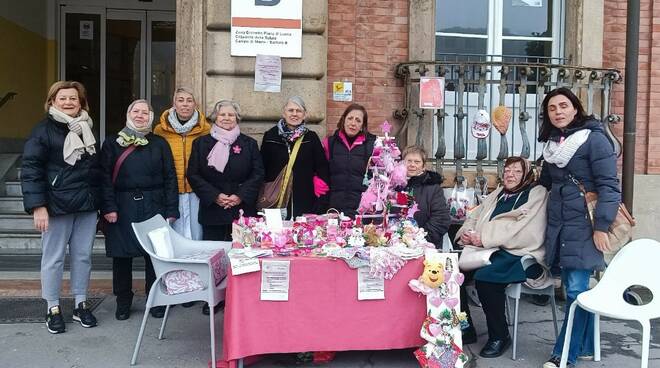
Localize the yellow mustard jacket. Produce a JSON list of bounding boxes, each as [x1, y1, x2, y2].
[[154, 109, 211, 193]]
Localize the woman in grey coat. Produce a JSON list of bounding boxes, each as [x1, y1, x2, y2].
[[538, 88, 620, 368]]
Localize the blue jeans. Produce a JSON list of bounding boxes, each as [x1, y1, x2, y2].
[[551, 268, 595, 365]]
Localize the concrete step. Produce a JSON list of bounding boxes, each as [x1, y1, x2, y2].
[[0, 253, 144, 272], [0, 231, 106, 251], [5, 181, 21, 196], [0, 214, 35, 231], [0, 197, 24, 213]]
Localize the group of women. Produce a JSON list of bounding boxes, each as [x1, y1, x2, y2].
[[22, 80, 620, 368]]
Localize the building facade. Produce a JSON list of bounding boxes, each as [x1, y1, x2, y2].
[[1, 0, 658, 238]]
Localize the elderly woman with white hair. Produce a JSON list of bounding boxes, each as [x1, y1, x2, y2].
[[188, 99, 264, 241], [100, 99, 179, 321], [154, 87, 210, 240], [260, 96, 329, 218]]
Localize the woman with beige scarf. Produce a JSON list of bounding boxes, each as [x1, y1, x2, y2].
[[100, 99, 179, 320], [21, 81, 101, 334], [455, 156, 549, 358]]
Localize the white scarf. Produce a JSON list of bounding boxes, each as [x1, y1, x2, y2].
[[542, 129, 590, 168], [167, 108, 199, 134], [49, 106, 96, 166]]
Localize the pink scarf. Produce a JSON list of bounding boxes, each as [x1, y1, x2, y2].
[[207, 124, 240, 173]]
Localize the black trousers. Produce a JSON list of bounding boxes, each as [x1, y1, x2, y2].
[[113, 256, 156, 306], [203, 224, 233, 241], [475, 279, 510, 340]]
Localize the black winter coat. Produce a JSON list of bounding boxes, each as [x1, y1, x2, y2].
[[260, 126, 329, 217], [100, 134, 179, 257], [326, 130, 376, 217], [187, 133, 264, 225], [405, 171, 451, 248], [21, 115, 101, 216], [540, 119, 620, 271]]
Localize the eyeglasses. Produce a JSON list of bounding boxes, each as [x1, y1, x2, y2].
[[503, 169, 524, 176]]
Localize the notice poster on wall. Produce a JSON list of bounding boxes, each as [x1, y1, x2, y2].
[[419, 77, 445, 109], [231, 0, 302, 58], [255, 54, 282, 92], [332, 81, 353, 102]]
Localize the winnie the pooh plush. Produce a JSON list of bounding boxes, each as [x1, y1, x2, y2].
[[409, 258, 444, 294]]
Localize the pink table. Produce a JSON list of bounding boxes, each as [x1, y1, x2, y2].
[[221, 256, 426, 365]]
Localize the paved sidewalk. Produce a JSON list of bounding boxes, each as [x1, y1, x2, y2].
[[1, 292, 658, 368]]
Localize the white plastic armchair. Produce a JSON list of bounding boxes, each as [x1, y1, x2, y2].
[[130, 214, 231, 368], [560, 238, 660, 368], [505, 255, 558, 360]]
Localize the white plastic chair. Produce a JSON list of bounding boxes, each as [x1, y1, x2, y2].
[[505, 255, 558, 360], [559, 238, 660, 368], [130, 214, 231, 368]]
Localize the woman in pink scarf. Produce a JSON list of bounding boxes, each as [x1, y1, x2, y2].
[[187, 100, 264, 241]]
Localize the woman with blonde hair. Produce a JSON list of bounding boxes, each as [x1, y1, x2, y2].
[[154, 87, 210, 240], [22, 80, 101, 333]]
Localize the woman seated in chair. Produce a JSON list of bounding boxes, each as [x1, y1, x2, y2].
[[100, 99, 179, 321], [455, 156, 549, 358]]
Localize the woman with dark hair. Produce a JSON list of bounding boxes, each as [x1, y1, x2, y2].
[[538, 87, 620, 368], [455, 156, 549, 358], [322, 103, 376, 216], [261, 96, 329, 218], [401, 145, 451, 248], [100, 99, 179, 321], [22, 80, 101, 333]]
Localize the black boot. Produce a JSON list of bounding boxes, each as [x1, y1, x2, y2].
[[115, 302, 131, 320]]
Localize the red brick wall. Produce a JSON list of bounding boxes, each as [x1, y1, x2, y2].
[[326, 0, 408, 137], [603, 0, 656, 174]]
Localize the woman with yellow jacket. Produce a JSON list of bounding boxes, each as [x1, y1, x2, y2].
[[154, 87, 210, 240]]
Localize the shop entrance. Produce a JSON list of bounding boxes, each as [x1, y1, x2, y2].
[[60, 6, 175, 141]]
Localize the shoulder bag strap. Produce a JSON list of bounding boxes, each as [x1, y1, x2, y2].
[[276, 135, 304, 207], [112, 145, 138, 185]]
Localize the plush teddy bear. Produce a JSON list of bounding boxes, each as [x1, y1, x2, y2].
[[409, 258, 445, 294]]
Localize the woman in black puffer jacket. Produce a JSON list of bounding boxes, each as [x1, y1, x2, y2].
[[401, 146, 451, 248], [21, 81, 101, 333], [323, 104, 376, 217]]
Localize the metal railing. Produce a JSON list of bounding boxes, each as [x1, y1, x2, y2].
[[394, 55, 622, 186]]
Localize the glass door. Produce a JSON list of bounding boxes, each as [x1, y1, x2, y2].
[[105, 10, 145, 137], [147, 12, 176, 119], [61, 7, 175, 141], [60, 7, 104, 141]]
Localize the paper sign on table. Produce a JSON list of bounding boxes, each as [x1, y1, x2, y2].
[[357, 267, 385, 300], [264, 208, 284, 231], [229, 256, 261, 276], [260, 260, 291, 301]]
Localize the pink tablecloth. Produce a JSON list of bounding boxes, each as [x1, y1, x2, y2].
[[221, 256, 426, 362]]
